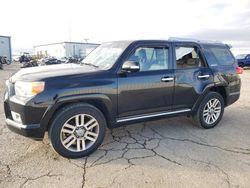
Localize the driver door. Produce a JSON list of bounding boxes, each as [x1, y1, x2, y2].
[[117, 42, 175, 118]]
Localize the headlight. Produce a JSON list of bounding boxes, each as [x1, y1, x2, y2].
[[15, 81, 45, 98]]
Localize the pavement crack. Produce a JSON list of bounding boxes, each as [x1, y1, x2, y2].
[[152, 149, 182, 166], [149, 126, 250, 155], [189, 158, 231, 188], [90, 148, 129, 167], [89, 150, 108, 167], [81, 158, 88, 188], [19, 171, 62, 188]]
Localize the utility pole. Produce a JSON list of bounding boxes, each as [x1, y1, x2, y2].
[[69, 22, 72, 42], [84, 38, 89, 43]]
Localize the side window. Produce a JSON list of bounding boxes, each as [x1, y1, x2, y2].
[[175, 46, 205, 69], [246, 55, 250, 59], [208, 46, 235, 65], [128, 47, 169, 71]]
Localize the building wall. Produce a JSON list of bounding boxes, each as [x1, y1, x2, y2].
[[34, 43, 66, 58], [65, 43, 98, 58], [0, 36, 11, 61], [34, 42, 99, 58]]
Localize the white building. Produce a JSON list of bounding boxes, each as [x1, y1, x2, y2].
[[34, 42, 99, 58], [0, 35, 12, 61]]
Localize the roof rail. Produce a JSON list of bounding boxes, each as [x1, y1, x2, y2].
[[168, 37, 223, 44]]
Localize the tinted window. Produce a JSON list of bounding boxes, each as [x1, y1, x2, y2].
[[128, 47, 169, 71], [175, 47, 205, 69], [208, 46, 235, 65]]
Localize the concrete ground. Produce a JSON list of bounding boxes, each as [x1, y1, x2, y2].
[[0, 63, 250, 188]]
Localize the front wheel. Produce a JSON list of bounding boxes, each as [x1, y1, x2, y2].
[[49, 103, 107, 158], [192, 92, 224, 129]]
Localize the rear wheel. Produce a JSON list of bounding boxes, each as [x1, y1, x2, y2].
[[49, 103, 106, 158], [192, 92, 224, 129]]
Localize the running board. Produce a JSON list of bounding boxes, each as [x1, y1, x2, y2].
[[116, 109, 191, 123]]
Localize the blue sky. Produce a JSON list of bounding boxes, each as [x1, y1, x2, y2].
[[1, 0, 249, 53]]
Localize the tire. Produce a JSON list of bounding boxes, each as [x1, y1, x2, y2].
[[192, 92, 224, 129], [49, 103, 107, 158]]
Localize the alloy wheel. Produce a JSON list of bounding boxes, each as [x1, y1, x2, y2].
[[60, 114, 99, 152], [203, 98, 222, 125]]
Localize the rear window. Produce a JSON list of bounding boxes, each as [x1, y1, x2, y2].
[[208, 46, 235, 66]]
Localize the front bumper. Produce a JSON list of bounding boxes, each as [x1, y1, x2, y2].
[[6, 118, 44, 140], [4, 85, 46, 140]]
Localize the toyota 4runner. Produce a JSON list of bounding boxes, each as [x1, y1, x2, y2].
[[4, 39, 242, 158]]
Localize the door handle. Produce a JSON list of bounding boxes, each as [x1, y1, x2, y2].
[[161, 77, 174, 82], [198, 74, 210, 79]]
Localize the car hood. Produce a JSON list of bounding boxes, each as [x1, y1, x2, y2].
[[10, 63, 100, 82]]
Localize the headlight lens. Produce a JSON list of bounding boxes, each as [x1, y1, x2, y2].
[[15, 81, 45, 98]]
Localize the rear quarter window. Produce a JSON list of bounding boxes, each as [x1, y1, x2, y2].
[[206, 46, 235, 66]]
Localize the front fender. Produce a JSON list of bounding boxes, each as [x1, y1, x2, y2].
[[40, 93, 115, 131]]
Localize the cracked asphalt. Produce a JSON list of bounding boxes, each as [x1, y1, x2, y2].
[[1, 63, 250, 188]]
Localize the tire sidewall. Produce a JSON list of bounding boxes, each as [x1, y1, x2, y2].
[[198, 92, 225, 129], [49, 104, 107, 158]]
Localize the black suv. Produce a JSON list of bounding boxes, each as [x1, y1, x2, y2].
[[4, 39, 242, 158]]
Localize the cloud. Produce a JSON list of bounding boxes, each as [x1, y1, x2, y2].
[[210, 3, 228, 10], [186, 29, 250, 41], [185, 28, 250, 47], [1, 0, 250, 51], [228, 10, 250, 29]]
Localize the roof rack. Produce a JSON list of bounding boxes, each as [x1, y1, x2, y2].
[[168, 37, 223, 44]]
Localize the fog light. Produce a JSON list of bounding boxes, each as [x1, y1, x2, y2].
[[11, 111, 22, 123]]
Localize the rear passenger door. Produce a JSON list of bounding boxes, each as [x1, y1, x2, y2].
[[173, 42, 214, 110]]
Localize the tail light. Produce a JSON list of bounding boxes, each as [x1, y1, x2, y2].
[[236, 67, 243, 74]]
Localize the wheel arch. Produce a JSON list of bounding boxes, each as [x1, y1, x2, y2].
[[192, 85, 227, 113], [40, 94, 115, 131]]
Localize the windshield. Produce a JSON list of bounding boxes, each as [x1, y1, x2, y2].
[[81, 41, 131, 70], [236, 54, 247, 59]]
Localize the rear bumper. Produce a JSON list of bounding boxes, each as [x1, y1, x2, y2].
[[226, 75, 241, 106], [6, 119, 44, 140], [227, 92, 240, 106]]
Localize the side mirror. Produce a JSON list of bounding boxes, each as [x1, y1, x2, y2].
[[122, 60, 140, 72]]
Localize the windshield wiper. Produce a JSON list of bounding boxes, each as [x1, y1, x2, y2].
[[81, 62, 99, 68]]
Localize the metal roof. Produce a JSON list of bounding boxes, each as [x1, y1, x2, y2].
[[0, 35, 11, 38]]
